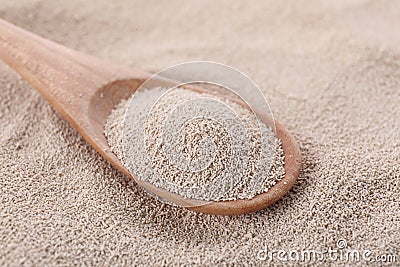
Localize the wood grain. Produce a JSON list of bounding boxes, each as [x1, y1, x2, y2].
[[0, 19, 301, 215]]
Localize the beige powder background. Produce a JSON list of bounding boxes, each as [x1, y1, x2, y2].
[[0, 0, 399, 266]]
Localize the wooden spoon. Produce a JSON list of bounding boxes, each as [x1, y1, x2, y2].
[[0, 19, 301, 215]]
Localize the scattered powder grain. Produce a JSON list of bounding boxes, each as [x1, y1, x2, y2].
[[104, 87, 285, 201], [1, 1, 399, 266]]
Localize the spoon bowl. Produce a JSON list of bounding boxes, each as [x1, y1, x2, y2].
[[0, 19, 301, 215]]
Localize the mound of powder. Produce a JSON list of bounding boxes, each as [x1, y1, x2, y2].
[[104, 87, 285, 202]]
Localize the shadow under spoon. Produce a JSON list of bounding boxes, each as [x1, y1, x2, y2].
[[0, 19, 301, 215]]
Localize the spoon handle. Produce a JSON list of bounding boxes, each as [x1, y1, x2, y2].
[[0, 19, 124, 116], [0, 18, 148, 152]]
